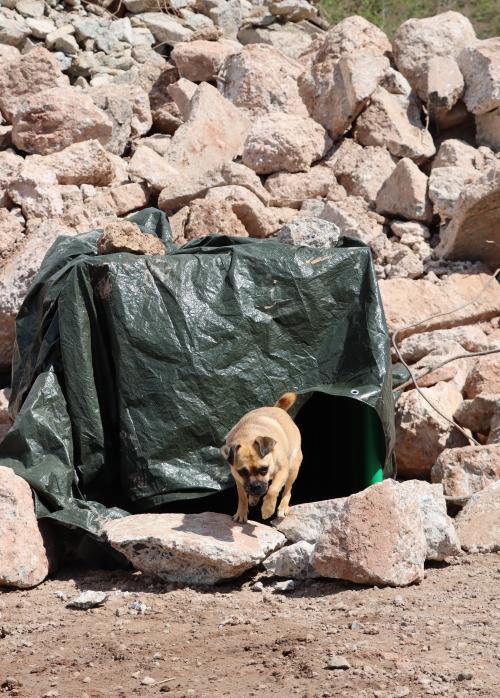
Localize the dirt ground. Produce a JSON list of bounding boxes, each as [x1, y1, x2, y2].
[[0, 553, 498, 698]]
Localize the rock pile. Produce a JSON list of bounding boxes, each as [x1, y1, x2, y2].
[[0, 2, 499, 589]]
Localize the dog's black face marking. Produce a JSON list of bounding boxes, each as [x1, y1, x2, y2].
[[258, 466, 269, 475], [253, 436, 276, 458], [238, 466, 249, 478]]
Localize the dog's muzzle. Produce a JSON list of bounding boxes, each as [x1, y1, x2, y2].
[[245, 480, 267, 496]]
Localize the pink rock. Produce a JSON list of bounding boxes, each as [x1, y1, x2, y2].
[[104, 512, 285, 585], [431, 444, 500, 500], [97, 220, 165, 256], [265, 165, 334, 208], [311, 480, 427, 587], [181, 198, 248, 240], [12, 87, 113, 155], [171, 39, 240, 82], [376, 158, 431, 222], [0, 208, 24, 259], [30, 140, 114, 186], [464, 353, 500, 399], [0, 46, 69, 123], [455, 481, 500, 552], [0, 466, 50, 588]]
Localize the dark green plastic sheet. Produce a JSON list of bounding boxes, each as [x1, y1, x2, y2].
[[0, 208, 395, 538]]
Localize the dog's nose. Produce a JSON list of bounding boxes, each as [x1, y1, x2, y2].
[[246, 481, 266, 495]]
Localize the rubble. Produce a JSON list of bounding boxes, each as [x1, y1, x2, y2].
[[96, 220, 165, 256], [455, 481, 500, 552], [431, 444, 500, 500]]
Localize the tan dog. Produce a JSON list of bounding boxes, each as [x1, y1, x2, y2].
[[221, 392, 302, 523]]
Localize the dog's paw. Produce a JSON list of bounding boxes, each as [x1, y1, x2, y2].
[[261, 499, 276, 520], [233, 510, 248, 524], [277, 503, 289, 518]]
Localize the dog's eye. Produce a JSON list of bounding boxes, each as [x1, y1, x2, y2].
[[238, 467, 249, 478], [259, 467, 269, 475]]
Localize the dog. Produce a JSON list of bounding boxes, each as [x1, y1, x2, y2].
[[220, 392, 302, 523]]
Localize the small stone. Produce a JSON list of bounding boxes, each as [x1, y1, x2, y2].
[[141, 676, 156, 686], [277, 217, 340, 249], [272, 579, 299, 593], [251, 581, 264, 592], [66, 591, 109, 610], [325, 655, 350, 670], [97, 220, 166, 256]]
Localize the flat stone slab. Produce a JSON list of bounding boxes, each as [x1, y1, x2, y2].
[[104, 512, 286, 585]]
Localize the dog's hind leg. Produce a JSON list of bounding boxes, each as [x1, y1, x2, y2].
[[277, 450, 302, 518]]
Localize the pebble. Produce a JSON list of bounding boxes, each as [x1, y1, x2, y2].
[[325, 654, 351, 670], [66, 591, 108, 610], [251, 581, 264, 592], [141, 676, 156, 686]]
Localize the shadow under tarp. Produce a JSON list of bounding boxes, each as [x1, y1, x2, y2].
[[0, 208, 395, 560]]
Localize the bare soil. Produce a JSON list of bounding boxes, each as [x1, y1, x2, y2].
[[0, 553, 499, 698]]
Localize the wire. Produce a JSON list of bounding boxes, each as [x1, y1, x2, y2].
[[391, 269, 500, 446]]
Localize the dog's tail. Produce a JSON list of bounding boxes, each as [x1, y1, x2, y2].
[[274, 392, 297, 412]]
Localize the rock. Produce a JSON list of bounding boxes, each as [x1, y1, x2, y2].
[[66, 591, 109, 610], [265, 165, 334, 208], [384, 245, 425, 280], [464, 354, 500, 399], [269, 0, 317, 22], [397, 325, 492, 364], [148, 64, 183, 135], [454, 395, 500, 433], [12, 87, 113, 155], [242, 113, 330, 175], [97, 220, 165, 256], [272, 497, 347, 543], [167, 78, 197, 120], [0, 46, 69, 123], [436, 166, 500, 267], [171, 39, 239, 82], [307, 196, 383, 246], [399, 480, 460, 560], [106, 183, 150, 217], [395, 381, 467, 478], [390, 220, 430, 241], [219, 44, 307, 118], [165, 82, 249, 176], [104, 512, 286, 585], [326, 655, 351, 670], [476, 108, 500, 152], [379, 273, 500, 337], [300, 50, 390, 140], [431, 444, 500, 500], [303, 15, 391, 65], [428, 166, 480, 220], [0, 218, 75, 369], [458, 38, 500, 115], [25, 17, 55, 40], [8, 163, 64, 221], [376, 158, 431, 222], [137, 13, 193, 46], [237, 22, 313, 61], [30, 140, 114, 186], [276, 216, 340, 248], [455, 481, 500, 552], [0, 14, 30, 47], [311, 479, 427, 587], [433, 138, 486, 170], [180, 199, 248, 240], [204, 185, 294, 237], [392, 11, 476, 101], [128, 146, 179, 192], [354, 88, 435, 163], [426, 56, 464, 117], [264, 541, 318, 579], [0, 150, 26, 207], [326, 140, 396, 206], [0, 208, 24, 259], [0, 465, 49, 588], [0, 44, 20, 63]]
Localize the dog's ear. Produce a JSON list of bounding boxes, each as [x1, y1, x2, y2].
[[253, 436, 276, 458], [221, 444, 237, 465]]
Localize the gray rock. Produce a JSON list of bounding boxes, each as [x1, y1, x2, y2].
[[104, 512, 286, 585], [272, 497, 346, 543], [326, 655, 351, 670], [455, 481, 500, 553], [277, 217, 340, 248], [264, 541, 318, 579], [66, 591, 109, 609]]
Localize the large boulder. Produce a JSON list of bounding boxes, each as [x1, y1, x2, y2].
[[392, 11, 476, 101], [426, 55, 464, 117], [376, 158, 431, 222], [436, 166, 500, 267], [428, 166, 480, 220], [12, 87, 113, 155], [454, 481, 500, 553], [395, 381, 467, 478], [431, 444, 500, 500], [379, 273, 500, 337], [354, 88, 435, 163], [104, 512, 285, 585], [272, 497, 347, 543], [171, 39, 240, 82], [0, 46, 69, 123], [8, 163, 64, 221], [458, 38, 500, 115], [0, 466, 50, 588], [242, 113, 330, 175], [219, 44, 307, 118], [311, 480, 427, 587]]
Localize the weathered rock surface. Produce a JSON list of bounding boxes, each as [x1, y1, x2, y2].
[[458, 38, 500, 115], [376, 158, 430, 222], [277, 217, 340, 248], [428, 166, 479, 220], [179, 198, 248, 240], [172, 39, 239, 82], [476, 108, 500, 152], [30, 140, 114, 187], [392, 11, 476, 101], [311, 480, 427, 587], [0, 466, 49, 589], [426, 55, 464, 116], [455, 481, 500, 552], [265, 166, 334, 208], [454, 395, 500, 434], [464, 354, 500, 398], [305, 196, 383, 246], [12, 87, 113, 155], [272, 497, 347, 543], [264, 541, 318, 579], [242, 113, 330, 175], [397, 325, 491, 364], [97, 220, 165, 256], [395, 381, 467, 478], [431, 444, 500, 500], [0, 208, 24, 259], [104, 512, 286, 585]]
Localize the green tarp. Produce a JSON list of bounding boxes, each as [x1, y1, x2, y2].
[[0, 208, 395, 539]]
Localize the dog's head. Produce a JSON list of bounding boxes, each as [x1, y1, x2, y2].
[[221, 436, 276, 498]]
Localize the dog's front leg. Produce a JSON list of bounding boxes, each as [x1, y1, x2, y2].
[[233, 480, 249, 523], [261, 467, 288, 520]]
